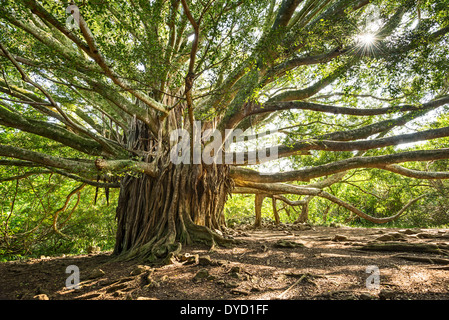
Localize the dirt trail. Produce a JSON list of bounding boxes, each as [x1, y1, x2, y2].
[[1, 225, 449, 300]]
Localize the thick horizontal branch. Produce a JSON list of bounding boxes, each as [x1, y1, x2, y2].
[[230, 95, 449, 138], [0, 102, 106, 156], [0, 145, 158, 178], [276, 125, 449, 156], [249, 95, 449, 118], [84, 78, 157, 130], [273, 195, 307, 206], [22, 0, 90, 52], [0, 144, 97, 174], [382, 164, 449, 180], [318, 109, 433, 142], [229, 125, 449, 165], [232, 186, 272, 194], [230, 148, 449, 183], [0, 50, 38, 67], [232, 171, 346, 195], [227, 101, 444, 166], [94, 159, 158, 178]]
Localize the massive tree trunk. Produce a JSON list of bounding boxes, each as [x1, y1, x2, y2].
[[112, 118, 234, 263]]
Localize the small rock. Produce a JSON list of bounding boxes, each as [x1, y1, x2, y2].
[[376, 234, 394, 241], [230, 272, 250, 281], [332, 234, 349, 242], [375, 234, 394, 241], [193, 269, 210, 282], [178, 252, 198, 263], [274, 239, 305, 248], [33, 294, 49, 300], [375, 232, 405, 241], [136, 297, 158, 300], [228, 266, 250, 281]]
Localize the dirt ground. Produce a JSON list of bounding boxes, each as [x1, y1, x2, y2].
[[1, 224, 449, 301]]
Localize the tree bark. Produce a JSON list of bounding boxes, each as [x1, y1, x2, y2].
[[272, 197, 280, 225], [254, 193, 266, 228], [114, 162, 233, 262], [113, 119, 234, 263], [296, 196, 310, 223]]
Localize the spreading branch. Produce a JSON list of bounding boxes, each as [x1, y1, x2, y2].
[[233, 180, 427, 224], [230, 148, 449, 183]]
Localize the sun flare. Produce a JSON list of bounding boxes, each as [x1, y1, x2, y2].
[[354, 32, 381, 56], [358, 33, 376, 45]]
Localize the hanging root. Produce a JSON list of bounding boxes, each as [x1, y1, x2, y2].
[[113, 162, 235, 264]]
